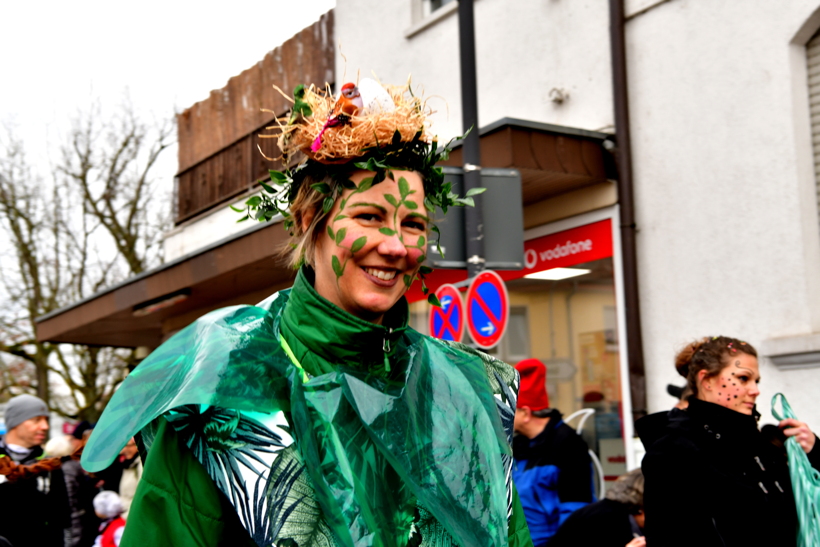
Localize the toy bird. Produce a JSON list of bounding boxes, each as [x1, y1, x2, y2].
[[311, 83, 363, 152]]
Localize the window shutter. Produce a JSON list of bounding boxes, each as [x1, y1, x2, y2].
[[806, 30, 820, 233]]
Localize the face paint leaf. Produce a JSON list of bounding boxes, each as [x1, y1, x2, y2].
[[428, 293, 442, 307], [403, 274, 413, 289], [379, 227, 397, 236], [327, 226, 335, 240], [403, 200, 418, 210], [334, 214, 347, 221], [332, 255, 344, 278], [335, 227, 347, 245], [340, 178, 357, 190], [350, 236, 367, 253], [417, 236, 425, 247], [398, 177, 410, 198], [384, 194, 399, 207], [357, 177, 374, 193]]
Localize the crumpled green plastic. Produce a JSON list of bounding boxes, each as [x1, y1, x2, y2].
[[772, 393, 820, 547], [83, 289, 510, 547]]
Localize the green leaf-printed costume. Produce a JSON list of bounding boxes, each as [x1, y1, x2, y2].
[[82, 268, 533, 547]]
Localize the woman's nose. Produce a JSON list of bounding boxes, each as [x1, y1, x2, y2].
[[749, 383, 761, 397], [378, 233, 408, 258]]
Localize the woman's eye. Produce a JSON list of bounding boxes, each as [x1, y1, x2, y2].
[[403, 220, 426, 231], [355, 213, 379, 222], [738, 376, 748, 382]]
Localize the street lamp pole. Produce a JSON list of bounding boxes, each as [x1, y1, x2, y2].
[[458, 0, 485, 278]]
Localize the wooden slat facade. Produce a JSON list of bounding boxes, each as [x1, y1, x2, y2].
[[175, 11, 334, 224]]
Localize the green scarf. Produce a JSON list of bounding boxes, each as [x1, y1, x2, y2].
[[83, 268, 510, 547]]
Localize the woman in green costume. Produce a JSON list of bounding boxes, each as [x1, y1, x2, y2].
[[82, 79, 534, 547]]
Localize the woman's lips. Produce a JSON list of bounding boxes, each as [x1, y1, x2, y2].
[[362, 267, 399, 287]]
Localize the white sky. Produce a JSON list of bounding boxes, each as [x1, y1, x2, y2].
[[0, 0, 336, 178]]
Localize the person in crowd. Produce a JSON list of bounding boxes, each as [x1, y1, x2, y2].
[[92, 491, 125, 547], [0, 394, 71, 547], [640, 336, 820, 546], [117, 438, 141, 519], [547, 468, 645, 547], [513, 358, 594, 547], [63, 422, 102, 547], [81, 79, 534, 547]]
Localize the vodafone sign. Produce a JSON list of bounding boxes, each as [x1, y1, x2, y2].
[[523, 220, 613, 274], [405, 219, 613, 303]]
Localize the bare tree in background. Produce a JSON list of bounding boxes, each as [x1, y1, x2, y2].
[[0, 102, 173, 421]]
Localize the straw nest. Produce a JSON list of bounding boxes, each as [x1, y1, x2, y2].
[[266, 82, 434, 165]]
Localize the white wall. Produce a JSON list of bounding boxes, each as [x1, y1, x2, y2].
[[334, 0, 615, 141], [627, 0, 820, 426]]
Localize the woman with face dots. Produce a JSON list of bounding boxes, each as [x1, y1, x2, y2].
[[639, 336, 820, 547]]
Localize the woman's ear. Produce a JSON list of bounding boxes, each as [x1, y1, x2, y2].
[[697, 369, 711, 390], [301, 207, 316, 232]]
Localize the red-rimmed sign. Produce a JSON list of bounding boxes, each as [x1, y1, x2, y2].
[[428, 284, 464, 342], [466, 270, 509, 349]]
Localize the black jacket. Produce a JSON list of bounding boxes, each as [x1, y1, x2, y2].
[[546, 498, 640, 547], [0, 438, 69, 547], [640, 398, 820, 547]]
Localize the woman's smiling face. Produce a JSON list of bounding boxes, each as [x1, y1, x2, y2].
[[312, 169, 428, 323], [700, 352, 761, 414]]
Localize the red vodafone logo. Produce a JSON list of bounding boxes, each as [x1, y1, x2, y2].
[[523, 220, 612, 274]]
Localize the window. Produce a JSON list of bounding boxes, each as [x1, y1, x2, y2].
[[806, 29, 820, 234]]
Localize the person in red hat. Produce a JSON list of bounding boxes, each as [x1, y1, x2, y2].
[[513, 358, 594, 547]]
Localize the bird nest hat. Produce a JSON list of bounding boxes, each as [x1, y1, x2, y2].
[[236, 77, 479, 224]]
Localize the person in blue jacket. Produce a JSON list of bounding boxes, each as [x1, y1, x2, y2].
[[512, 359, 594, 547]]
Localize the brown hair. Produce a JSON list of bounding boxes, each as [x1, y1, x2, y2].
[[605, 468, 645, 513], [284, 173, 336, 269], [675, 336, 758, 398]]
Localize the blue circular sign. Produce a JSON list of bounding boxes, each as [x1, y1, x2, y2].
[[466, 271, 509, 349]]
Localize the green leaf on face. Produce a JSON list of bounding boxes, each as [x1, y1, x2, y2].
[[379, 227, 397, 236], [341, 178, 357, 189], [428, 293, 442, 307], [246, 196, 262, 207], [357, 177, 374, 193], [465, 187, 487, 197], [403, 200, 418, 210], [322, 196, 334, 214], [398, 177, 410, 198], [403, 274, 413, 289], [334, 214, 347, 222], [350, 236, 367, 253], [310, 182, 331, 194], [332, 255, 344, 278], [384, 194, 399, 207], [335, 227, 347, 245], [417, 236, 426, 247], [327, 226, 335, 240], [419, 266, 434, 275]]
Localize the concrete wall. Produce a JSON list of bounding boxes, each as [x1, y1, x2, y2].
[[626, 0, 820, 425], [334, 0, 615, 141]]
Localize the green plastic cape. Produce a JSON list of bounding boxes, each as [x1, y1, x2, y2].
[[83, 288, 512, 547]]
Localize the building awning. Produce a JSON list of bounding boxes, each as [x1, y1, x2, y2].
[[35, 119, 615, 348]]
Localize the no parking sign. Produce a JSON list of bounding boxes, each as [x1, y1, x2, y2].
[[466, 270, 509, 349], [428, 284, 464, 342]]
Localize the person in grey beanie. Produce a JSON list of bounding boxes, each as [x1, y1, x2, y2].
[[1, 394, 69, 547]]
